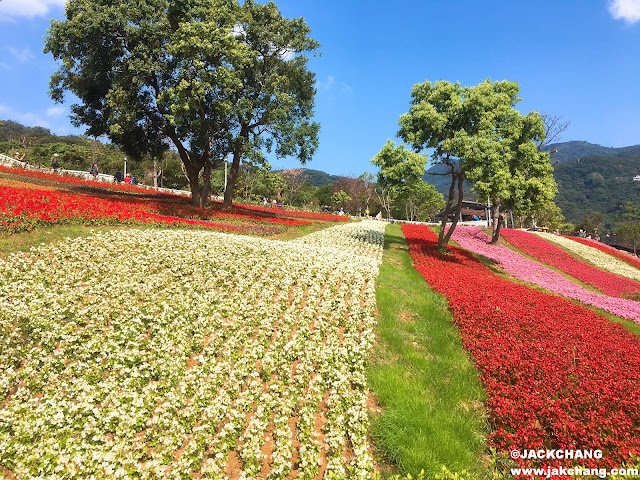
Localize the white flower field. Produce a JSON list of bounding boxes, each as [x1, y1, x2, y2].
[[0, 221, 386, 479], [536, 232, 640, 282]]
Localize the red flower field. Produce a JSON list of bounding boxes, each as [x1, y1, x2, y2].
[[501, 228, 640, 298], [0, 165, 361, 235], [402, 224, 640, 470], [0, 164, 348, 224], [0, 185, 300, 235]]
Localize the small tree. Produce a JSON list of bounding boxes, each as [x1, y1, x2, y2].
[[371, 140, 428, 220], [616, 202, 640, 256], [331, 190, 351, 211], [579, 213, 604, 236], [394, 179, 445, 222], [281, 169, 309, 206], [358, 172, 376, 213], [531, 201, 565, 231]]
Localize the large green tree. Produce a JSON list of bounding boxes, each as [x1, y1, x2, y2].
[[464, 110, 557, 243], [45, 0, 319, 208], [397, 78, 555, 247]]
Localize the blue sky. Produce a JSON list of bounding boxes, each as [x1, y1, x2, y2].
[[1, 0, 639, 176]]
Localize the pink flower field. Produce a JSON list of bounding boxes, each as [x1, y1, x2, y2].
[[501, 228, 640, 298], [450, 227, 640, 322]]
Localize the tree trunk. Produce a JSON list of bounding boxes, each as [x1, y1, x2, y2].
[[223, 150, 242, 211], [438, 172, 464, 250], [200, 162, 213, 208], [187, 169, 201, 207], [177, 149, 204, 207], [490, 202, 503, 244], [383, 192, 391, 220], [437, 164, 465, 250], [153, 157, 158, 188]]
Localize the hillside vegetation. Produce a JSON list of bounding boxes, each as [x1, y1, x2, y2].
[[423, 140, 640, 226], [0, 120, 186, 188]]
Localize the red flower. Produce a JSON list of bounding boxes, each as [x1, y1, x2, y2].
[[402, 224, 640, 470], [501, 228, 640, 298]]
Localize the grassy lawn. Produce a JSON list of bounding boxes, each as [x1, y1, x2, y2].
[[369, 223, 488, 479]]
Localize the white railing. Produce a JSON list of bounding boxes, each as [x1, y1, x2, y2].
[[0, 153, 192, 197]]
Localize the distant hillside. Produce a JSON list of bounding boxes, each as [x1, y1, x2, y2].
[[0, 119, 186, 188], [422, 141, 640, 227], [275, 168, 343, 187], [542, 140, 640, 163], [554, 155, 640, 225], [302, 168, 343, 187]]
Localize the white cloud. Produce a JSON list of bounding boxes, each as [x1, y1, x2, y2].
[[7, 47, 35, 64], [317, 75, 352, 96], [0, 0, 66, 20], [0, 103, 51, 129], [609, 0, 640, 23], [46, 106, 65, 117], [0, 103, 79, 135], [281, 49, 295, 61]]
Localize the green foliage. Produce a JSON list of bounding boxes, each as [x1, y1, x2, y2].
[[558, 222, 576, 234], [616, 202, 640, 255], [315, 184, 335, 206], [527, 200, 565, 230], [330, 189, 351, 209], [465, 108, 557, 219], [45, 0, 320, 206], [554, 153, 640, 225], [370, 140, 445, 221], [578, 212, 604, 235], [371, 140, 428, 189], [393, 179, 445, 222]]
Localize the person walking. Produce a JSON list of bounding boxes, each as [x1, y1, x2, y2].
[[51, 154, 60, 171], [90, 163, 99, 177]]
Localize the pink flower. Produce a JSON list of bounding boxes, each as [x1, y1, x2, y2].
[[451, 227, 640, 322]]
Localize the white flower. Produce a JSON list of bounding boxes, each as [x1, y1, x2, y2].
[[0, 221, 386, 477]]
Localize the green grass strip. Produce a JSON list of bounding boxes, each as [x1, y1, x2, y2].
[[369, 224, 488, 479]]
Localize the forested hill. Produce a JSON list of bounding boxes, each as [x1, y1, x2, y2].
[[0, 119, 126, 172], [422, 141, 640, 226], [287, 168, 343, 187], [542, 141, 640, 163], [554, 154, 640, 224], [0, 119, 187, 188]]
